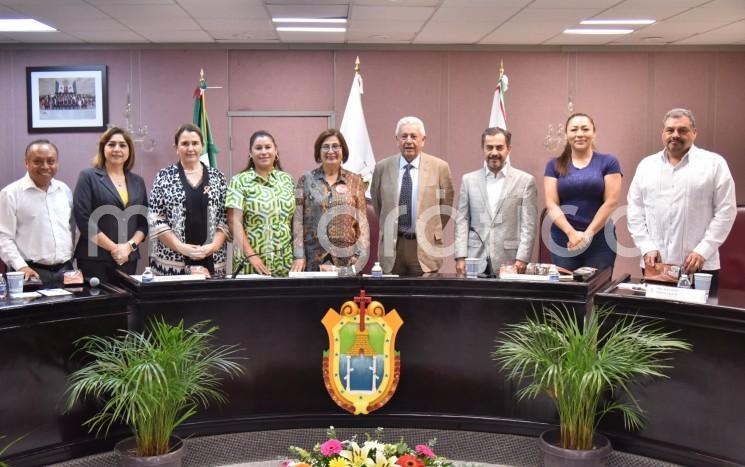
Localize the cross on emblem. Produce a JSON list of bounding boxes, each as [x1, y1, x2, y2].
[[354, 290, 372, 331]]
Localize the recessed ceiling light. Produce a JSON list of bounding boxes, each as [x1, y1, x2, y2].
[[272, 17, 347, 24], [276, 27, 346, 33], [564, 28, 634, 35], [581, 19, 655, 25], [0, 19, 56, 32]]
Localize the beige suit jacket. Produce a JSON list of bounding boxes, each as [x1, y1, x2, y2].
[[371, 152, 455, 273], [454, 164, 537, 274]]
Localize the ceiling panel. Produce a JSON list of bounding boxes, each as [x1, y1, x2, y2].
[[276, 30, 346, 42], [415, 21, 502, 43], [198, 19, 275, 33], [349, 19, 419, 34], [267, 4, 348, 18], [176, 0, 268, 19], [95, 4, 200, 30], [479, 24, 558, 44], [590, 0, 707, 21], [72, 29, 147, 41], [429, 5, 521, 22], [675, 19, 745, 44], [267, 0, 349, 4], [543, 32, 619, 45], [85, 0, 174, 4], [0, 5, 22, 16], [440, 0, 530, 6], [138, 28, 213, 42], [529, 0, 618, 8], [350, 5, 434, 21], [351, 0, 438, 5], [347, 33, 413, 42], [0, 30, 82, 41]]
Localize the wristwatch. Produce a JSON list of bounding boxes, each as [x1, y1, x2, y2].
[[128, 240, 137, 252]]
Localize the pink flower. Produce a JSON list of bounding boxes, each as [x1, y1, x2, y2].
[[320, 439, 343, 456], [415, 445, 435, 458]]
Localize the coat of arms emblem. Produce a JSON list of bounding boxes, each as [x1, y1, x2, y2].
[[321, 290, 403, 414]]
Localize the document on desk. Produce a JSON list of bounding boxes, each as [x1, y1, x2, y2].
[[288, 271, 339, 278], [132, 274, 207, 283], [233, 274, 274, 279], [38, 288, 73, 297]]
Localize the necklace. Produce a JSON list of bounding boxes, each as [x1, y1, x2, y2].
[[109, 173, 125, 188]]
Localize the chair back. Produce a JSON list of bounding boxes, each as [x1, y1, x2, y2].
[[719, 205, 745, 290]]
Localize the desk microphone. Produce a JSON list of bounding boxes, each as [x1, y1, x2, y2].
[[232, 256, 249, 279], [88, 277, 100, 288], [231, 250, 284, 279]]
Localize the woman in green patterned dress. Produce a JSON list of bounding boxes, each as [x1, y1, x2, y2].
[[226, 130, 304, 276]]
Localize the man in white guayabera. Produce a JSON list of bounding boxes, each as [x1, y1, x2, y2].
[[0, 139, 75, 285], [627, 108, 737, 293]]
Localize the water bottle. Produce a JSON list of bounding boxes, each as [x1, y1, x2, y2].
[[141, 267, 154, 283], [548, 265, 560, 282], [371, 262, 383, 278], [677, 273, 691, 289], [0, 274, 6, 299]]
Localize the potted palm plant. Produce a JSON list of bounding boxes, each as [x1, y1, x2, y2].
[[65, 318, 244, 467], [492, 305, 691, 467]]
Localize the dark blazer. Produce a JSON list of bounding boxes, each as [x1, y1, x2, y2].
[[73, 167, 148, 262]]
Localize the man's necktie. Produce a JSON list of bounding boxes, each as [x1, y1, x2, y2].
[[398, 163, 413, 232]]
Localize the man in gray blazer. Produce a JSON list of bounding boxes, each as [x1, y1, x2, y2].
[[371, 116, 454, 275], [455, 127, 537, 276]]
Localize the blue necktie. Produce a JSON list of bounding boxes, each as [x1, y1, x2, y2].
[[399, 163, 413, 232]]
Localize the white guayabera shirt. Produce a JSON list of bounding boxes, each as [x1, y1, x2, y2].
[[627, 145, 737, 270], [0, 173, 74, 269]]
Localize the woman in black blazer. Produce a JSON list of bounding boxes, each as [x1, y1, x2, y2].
[[73, 127, 148, 283]]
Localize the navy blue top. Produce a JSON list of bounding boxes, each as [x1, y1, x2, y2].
[[544, 152, 622, 231]]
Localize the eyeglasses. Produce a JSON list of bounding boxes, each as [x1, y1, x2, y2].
[[321, 144, 342, 153]]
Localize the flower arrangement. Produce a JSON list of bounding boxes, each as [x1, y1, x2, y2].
[[287, 427, 452, 467]]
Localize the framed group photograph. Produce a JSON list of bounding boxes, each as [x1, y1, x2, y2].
[[26, 65, 108, 133]]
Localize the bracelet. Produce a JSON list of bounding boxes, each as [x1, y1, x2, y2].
[[246, 253, 259, 259]]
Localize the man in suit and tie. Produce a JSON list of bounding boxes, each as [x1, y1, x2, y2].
[[455, 127, 537, 276], [371, 116, 455, 275]]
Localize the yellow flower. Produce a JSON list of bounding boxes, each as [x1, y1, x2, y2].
[[339, 442, 372, 467], [370, 452, 398, 467], [330, 458, 349, 467]]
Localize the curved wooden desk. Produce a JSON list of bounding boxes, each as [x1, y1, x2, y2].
[[7, 269, 742, 467]]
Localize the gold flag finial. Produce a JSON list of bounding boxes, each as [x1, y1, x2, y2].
[[499, 59, 504, 79], [200, 68, 204, 81], [354, 56, 360, 74]]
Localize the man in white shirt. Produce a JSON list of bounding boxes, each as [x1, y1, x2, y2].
[[454, 127, 537, 276], [0, 139, 75, 284], [627, 108, 736, 292]]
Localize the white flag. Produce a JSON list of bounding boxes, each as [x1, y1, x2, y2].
[[489, 73, 509, 130], [340, 72, 376, 198]]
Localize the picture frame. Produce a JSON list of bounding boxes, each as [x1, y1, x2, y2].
[[26, 65, 108, 133]]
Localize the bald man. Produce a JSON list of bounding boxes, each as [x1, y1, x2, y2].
[[0, 140, 75, 284]]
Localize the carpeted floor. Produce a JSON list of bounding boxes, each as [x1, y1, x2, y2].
[[48, 428, 682, 467]]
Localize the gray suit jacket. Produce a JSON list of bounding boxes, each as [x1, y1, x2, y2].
[[371, 152, 454, 273], [454, 164, 537, 273]]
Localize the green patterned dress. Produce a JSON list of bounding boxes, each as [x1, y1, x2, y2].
[[226, 169, 296, 276]]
